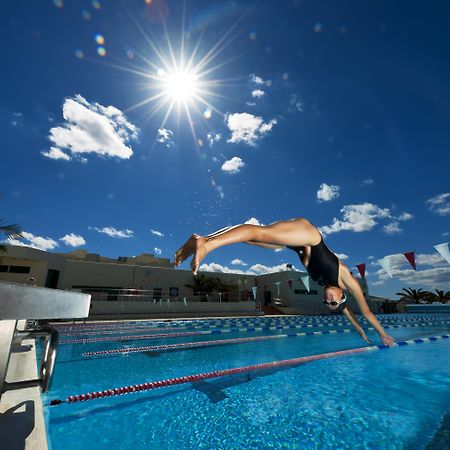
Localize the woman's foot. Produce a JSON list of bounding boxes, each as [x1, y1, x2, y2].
[[190, 237, 208, 275], [174, 234, 199, 267]]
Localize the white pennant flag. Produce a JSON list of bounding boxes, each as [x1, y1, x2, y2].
[[274, 281, 281, 296], [434, 242, 450, 265], [299, 275, 310, 292], [378, 256, 393, 278], [252, 286, 258, 300]]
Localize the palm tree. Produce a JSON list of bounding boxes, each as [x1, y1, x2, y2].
[[0, 220, 22, 253], [395, 288, 426, 304], [185, 274, 237, 301], [422, 289, 450, 304]]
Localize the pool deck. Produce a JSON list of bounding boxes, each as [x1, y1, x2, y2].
[[0, 338, 48, 450]]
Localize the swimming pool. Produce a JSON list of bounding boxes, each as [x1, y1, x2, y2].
[[43, 314, 450, 449]]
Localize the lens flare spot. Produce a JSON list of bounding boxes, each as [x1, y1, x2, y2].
[[126, 48, 135, 59], [145, 0, 153, 4], [197, 138, 204, 147], [95, 34, 105, 45], [314, 22, 323, 33], [82, 10, 91, 20], [249, 31, 256, 40], [53, 0, 63, 8], [97, 46, 106, 57], [282, 72, 289, 80], [92, 0, 101, 9], [74, 49, 84, 59], [203, 108, 212, 119]]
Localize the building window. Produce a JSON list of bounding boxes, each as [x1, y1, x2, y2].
[[169, 287, 179, 297], [0, 265, 8, 272], [9, 266, 31, 274], [294, 289, 318, 295]]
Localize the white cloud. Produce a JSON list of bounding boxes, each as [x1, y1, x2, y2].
[[317, 183, 340, 203], [41, 147, 71, 161], [319, 203, 391, 235], [154, 247, 162, 255], [8, 231, 59, 251], [60, 233, 86, 247], [383, 221, 402, 235], [157, 128, 174, 148], [361, 178, 374, 186], [249, 74, 269, 86], [417, 253, 450, 267], [91, 226, 133, 238], [11, 112, 23, 127], [199, 261, 300, 276], [232, 258, 247, 266], [199, 262, 246, 274], [43, 95, 138, 161], [206, 132, 221, 147], [397, 212, 413, 221], [246, 102, 256, 106], [248, 263, 301, 275], [245, 217, 263, 226], [251, 89, 265, 98], [226, 113, 277, 145], [426, 193, 450, 216], [150, 229, 164, 237], [222, 156, 245, 174], [288, 94, 304, 112], [335, 253, 348, 260]]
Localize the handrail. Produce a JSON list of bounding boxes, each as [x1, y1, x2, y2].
[[3, 324, 59, 394]]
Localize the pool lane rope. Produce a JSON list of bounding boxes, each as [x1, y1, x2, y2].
[[59, 318, 450, 337], [48, 334, 449, 407], [61, 320, 450, 345], [81, 321, 450, 357], [53, 314, 450, 333]]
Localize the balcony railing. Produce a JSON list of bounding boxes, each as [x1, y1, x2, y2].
[[71, 287, 255, 303]]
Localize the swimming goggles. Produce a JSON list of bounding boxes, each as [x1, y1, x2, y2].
[[322, 292, 347, 307]]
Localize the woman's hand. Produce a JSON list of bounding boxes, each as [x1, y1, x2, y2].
[[362, 333, 374, 345], [381, 334, 395, 346]]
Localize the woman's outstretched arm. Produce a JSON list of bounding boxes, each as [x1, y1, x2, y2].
[[340, 268, 395, 346], [342, 307, 372, 344]]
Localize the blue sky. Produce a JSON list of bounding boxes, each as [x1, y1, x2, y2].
[[1, 0, 450, 299]]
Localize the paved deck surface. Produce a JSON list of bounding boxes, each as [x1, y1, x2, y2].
[[0, 339, 48, 450]]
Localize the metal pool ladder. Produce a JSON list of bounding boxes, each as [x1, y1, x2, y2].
[[0, 281, 91, 399]]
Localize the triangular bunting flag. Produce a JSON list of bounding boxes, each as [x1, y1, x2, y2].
[[299, 275, 310, 292], [378, 257, 393, 278], [403, 252, 416, 270], [434, 243, 450, 265], [355, 263, 366, 279]]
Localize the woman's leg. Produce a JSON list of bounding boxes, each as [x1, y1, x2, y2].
[[178, 218, 321, 274], [174, 226, 240, 267]]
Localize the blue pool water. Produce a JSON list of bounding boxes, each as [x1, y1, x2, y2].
[[43, 314, 450, 449]]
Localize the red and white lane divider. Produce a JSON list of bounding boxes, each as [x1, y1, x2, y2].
[[48, 334, 449, 407]]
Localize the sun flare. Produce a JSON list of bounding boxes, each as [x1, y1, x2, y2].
[[160, 68, 199, 102]]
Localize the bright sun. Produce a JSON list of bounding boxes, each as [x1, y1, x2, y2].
[[161, 69, 199, 102]]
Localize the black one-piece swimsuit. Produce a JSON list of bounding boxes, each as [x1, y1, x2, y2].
[[287, 238, 339, 287]]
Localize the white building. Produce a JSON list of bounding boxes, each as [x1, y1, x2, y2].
[[0, 245, 376, 318]]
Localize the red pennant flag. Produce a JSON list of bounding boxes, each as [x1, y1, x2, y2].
[[287, 279, 293, 291], [403, 252, 416, 270], [355, 263, 366, 279]]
